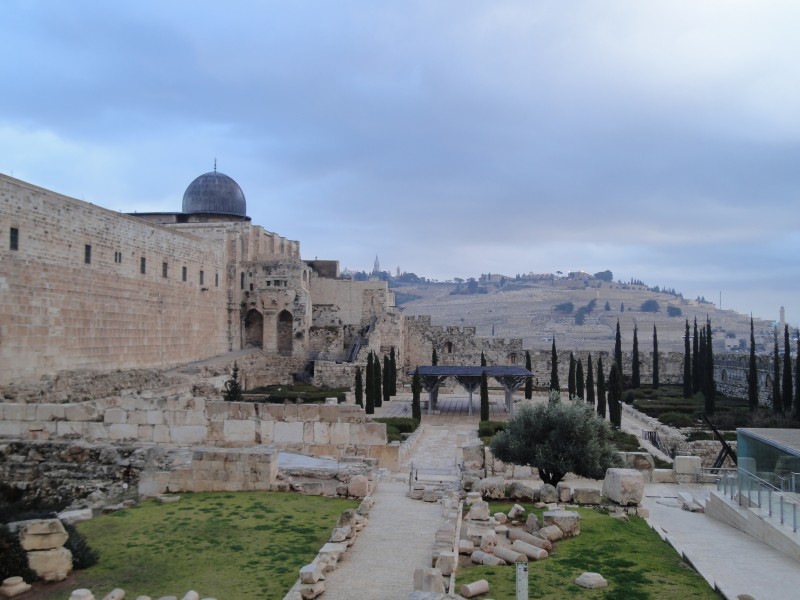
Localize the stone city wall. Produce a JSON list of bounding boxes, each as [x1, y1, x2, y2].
[[715, 354, 783, 406], [309, 277, 393, 327], [0, 175, 230, 385]]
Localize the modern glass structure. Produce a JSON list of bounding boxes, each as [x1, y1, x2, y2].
[[737, 428, 800, 492]]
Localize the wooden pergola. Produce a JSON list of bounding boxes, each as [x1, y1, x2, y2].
[[416, 366, 533, 416]]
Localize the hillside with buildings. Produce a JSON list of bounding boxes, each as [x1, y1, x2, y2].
[[394, 273, 783, 355]]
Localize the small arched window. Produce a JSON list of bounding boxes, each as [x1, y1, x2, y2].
[[444, 341, 453, 354]]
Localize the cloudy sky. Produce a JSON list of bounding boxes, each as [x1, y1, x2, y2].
[[2, 1, 798, 323]]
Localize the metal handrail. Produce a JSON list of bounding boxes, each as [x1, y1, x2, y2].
[[717, 467, 800, 533]]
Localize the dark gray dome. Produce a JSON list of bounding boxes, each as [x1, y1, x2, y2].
[[182, 171, 247, 217]]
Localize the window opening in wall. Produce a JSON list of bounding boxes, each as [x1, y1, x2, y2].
[[240, 272, 244, 290], [114, 251, 122, 263], [249, 282, 253, 291], [182, 266, 187, 282], [215, 273, 219, 287], [444, 341, 453, 354], [140, 257, 146, 274], [162, 262, 168, 278], [274, 279, 281, 287], [9, 227, 18, 251], [199, 270, 204, 285], [84, 244, 92, 264]]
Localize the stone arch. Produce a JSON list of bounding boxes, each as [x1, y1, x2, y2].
[[244, 309, 264, 348], [444, 341, 454, 354], [508, 352, 518, 365], [278, 310, 293, 356]]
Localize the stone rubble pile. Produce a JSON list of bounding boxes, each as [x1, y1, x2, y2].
[[67, 590, 213, 600], [13, 518, 73, 582], [283, 496, 373, 600]]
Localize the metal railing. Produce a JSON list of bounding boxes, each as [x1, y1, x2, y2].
[[718, 468, 800, 533], [641, 429, 672, 457]]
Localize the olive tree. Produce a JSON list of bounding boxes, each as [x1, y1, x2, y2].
[[490, 401, 621, 486]]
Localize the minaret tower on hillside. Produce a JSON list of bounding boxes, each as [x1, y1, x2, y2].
[[372, 255, 380, 276]]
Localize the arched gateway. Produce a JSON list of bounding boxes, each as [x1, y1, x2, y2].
[[277, 310, 293, 356], [244, 309, 264, 348]]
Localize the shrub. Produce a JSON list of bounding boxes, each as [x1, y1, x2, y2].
[[609, 429, 642, 452], [478, 421, 507, 438], [640, 299, 660, 312], [667, 305, 682, 317], [373, 417, 419, 442], [64, 522, 99, 569], [554, 302, 574, 314], [0, 525, 37, 582], [658, 411, 695, 428], [624, 391, 636, 404]]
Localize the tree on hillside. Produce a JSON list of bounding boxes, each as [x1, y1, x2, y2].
[[652, 325, 660, 389], [594, 270, 613, 282], [620, 302, 624, 313], [596, 356, 607, 419], [354, 366, 363, 407], [550, 338, 560, 391], [614, 320, 623, 374], [667, 305, 682, 317], [524, 351, 533, 399], [782, 325, 793, 414], [383, 355, 391, 405], [631, 325, 640, 388], [748, 317, 759, 412], [568, 352, 576, 399], [365, 353, 375, 414], [480, 370, 490, 421], [586, 353, 595, 407], [223, 362, 243, 402], [374, 352, 383, 408], [576, 359, 585, 400], [490, 402, 620, 487], [692, 318, 701, 394], [773, 330, 782, 413], [411, 368, 422, 421], [683, 319, 692, 399], [607, 363, 623, 428], [640, 299, 660, 313]]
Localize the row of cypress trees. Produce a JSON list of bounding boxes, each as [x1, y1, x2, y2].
[[354, 346, 398, 414]]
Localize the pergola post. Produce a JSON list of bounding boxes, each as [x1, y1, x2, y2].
[[468, 389, 473, 416]]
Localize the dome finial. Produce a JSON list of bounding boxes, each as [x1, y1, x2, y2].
[[214, 158, 217, 173]]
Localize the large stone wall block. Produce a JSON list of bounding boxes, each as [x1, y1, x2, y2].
[[313, 422, 330, 445], [351, 422, 387, 445], [223, 420, 256, 444], [274, 421, 304, 444], [329, 422, 351, 445], [303, 421, 315, 443], [260, 420, 274, 443], [27, 547, 72, 582], [108, 424, 139, 441], [56, 422, 86, 438], [674, 455, 702, 475], [283, 404, 298, 421], [297, 404, 320, 422], [35, 405, 66, 421], [19, 519, 69, 550], [264, 404, 286, 421], [64, 403, 100, 422], [318, 404, 340, 422], [602, 468, 644, 506], [169, 426, 208, 445], [103, 408, 127, 424]]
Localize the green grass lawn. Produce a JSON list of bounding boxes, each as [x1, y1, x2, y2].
[[37, 492, 357, 600], [456, 504, 720, 600]]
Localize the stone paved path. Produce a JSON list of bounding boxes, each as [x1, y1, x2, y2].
[[322, 422, 477, 599]]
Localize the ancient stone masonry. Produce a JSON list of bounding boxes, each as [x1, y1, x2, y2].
[[715, 354, 785, 406]]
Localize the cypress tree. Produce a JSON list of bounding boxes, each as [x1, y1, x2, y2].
[[608, 363, 623, 428], [223, 362, 243, 402], [365, 353, 375, 414], [524, 350, 533, 400], [480, 370, 490, 421], [549, 338, 560, 391], [568, 352, 576, 399], [773, 331, 782, 413], [748, 317, 759, 412], [692, 318, 701, 393], [576, 359, 585, 400], [703, 319, 716, 415], [632, 325, 640, 388], [432, 347, 438, 366], [782, 325, 793, 414], [683, 319, 692, 398], [698, 328, 706, 396], [374, 352, 383, 408], [481, 351, 487, 367], [596, 356, 607, 418], [383, 355, 391, 404], [389, 346, 397, 396], [586, 353, 595, 407], [652, 325, 659, 389], [614, 320, 623, 373], [411, 368, 422, 421], [354, 366, 363, 407], [795, 330, 800, 421]]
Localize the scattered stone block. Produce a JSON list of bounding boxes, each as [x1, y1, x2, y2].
[[460, 579, 490, 598], [466, 500, 490, 521], [102, 590, 125, 600], [573, 488, 601, 505], [157, 495, 181, 504], [495, 525, 509, 536], [347, 475, 369, 498], [422, 487, 439, 502], [58, 508, 94, 525], [575, 572, 608, 589], [462, 442, 485, 469], [539, 484, 557, 503], [479, 532, 496, 553], [466, 522, 494, 545], [413, 568, 446, 593], [618, 452, 655, 482], [473, 476, 507, 500], [434, 551, 456, 576], [652, 468, 677, 483], [297, 582, 325, 599], [511, 539, 549, 560], [602, 469, 644, 506], [471, 550, 506, 566], [458, 540, 475, 555], [674, 456, 701, 475], [494, 512, 507, 524], [27, 547, 73, 581], [134, 596, 152, 600], [543, 510, 581, 537], [18, 519, 69, 551], [637, 507, 650, 518], [465, 491, 482, 505], [494, 545, 527, 563], [507, 527, 552, 551], [535, 524, 564, 542], [508, 481, 537, 502], [69, 591, 95, 600], [524, 513, 540, 533], [508, 504, 525, 519], [556, 482, 572, 503], [300, 563, 324, 584], [0, 577, 32, 598]]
